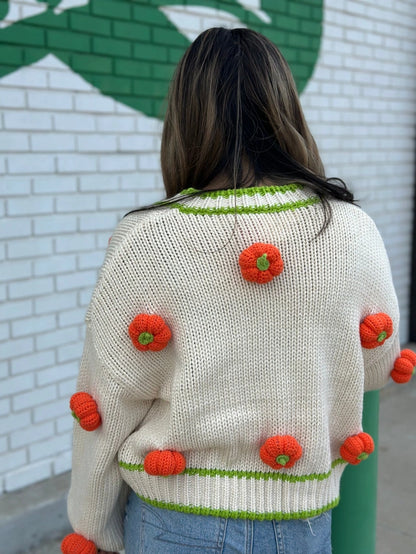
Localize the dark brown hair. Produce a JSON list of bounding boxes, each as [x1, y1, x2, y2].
[[125, 27, 358, 239]]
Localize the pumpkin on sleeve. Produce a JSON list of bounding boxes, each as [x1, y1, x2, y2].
[[391, 349, 416, 384], [70, 392, 102, 431], [61, 532, 97, 554], [340, 432, 374, 465], [359, 313, 393, 349]]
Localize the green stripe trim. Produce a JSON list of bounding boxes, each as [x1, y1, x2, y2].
[[119, 458, 347, 483], [134, 493, 340, 521], [165, 196, 320, 216], [179, 183, 302, 198]]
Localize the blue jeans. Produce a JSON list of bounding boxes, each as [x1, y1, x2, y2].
[[123, 489, 332, 553]]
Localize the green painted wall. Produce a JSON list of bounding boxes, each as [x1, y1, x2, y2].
[[0, 0, 323, 118]]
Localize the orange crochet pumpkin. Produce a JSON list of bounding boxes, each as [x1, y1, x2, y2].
[[359, 313, 393, 349], [391, 349, 416, 384], [340, 432, 374, 465], [259, 435, 302, 469], [239, 243, 284, 284], [143, 450, 186, 476], [129, 314, 172, 352], [70, 392, 101, 431], [61, 532, 97, 554]]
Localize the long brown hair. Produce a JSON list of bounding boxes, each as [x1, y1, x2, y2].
[[126, 27, 358, 239]]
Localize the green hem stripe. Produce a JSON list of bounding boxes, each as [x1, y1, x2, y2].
[[134, 493, 340, 520], [119, 458, 347, 483], [166, 196, 320, 216], [179, 184, 302, 198]]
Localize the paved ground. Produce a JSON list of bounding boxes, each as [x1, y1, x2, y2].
[[3, 366, 415, 554]]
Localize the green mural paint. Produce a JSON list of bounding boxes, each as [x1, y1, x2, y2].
[[0, 0, 323, 119]]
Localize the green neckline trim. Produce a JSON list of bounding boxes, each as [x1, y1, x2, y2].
[[179, 183, 302, 198], [119, 457, 346, 483], [166, 196, 320, 216], [134, 493, 340, 521]]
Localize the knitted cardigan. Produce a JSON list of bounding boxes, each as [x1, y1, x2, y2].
[[67, 183, 403, 552]]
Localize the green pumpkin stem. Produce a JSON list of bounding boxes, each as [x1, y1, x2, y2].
[[256, 253, 270, 271]]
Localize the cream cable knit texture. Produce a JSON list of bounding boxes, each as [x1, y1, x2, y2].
[[67, 184, 401, 551]]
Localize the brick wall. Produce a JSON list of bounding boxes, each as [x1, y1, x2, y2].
[[0, 0, 415, 493]]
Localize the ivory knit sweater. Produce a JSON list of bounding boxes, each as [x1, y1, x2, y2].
[[67, 183, 401, 552]]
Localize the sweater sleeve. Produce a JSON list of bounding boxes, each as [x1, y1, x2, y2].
[[356, 212, 401, 392], [67, 323, 153, 552]]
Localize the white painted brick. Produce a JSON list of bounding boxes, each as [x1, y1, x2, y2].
[[56, 194, 97, 212], [0, 398, 11, 416], [0, 437, 7, 454], [9, 277, 53, 300], [0, 132, 30, 152], [138, 154, 160, 171], [0, 178, 30, 196], [79, 212, 117, 231], [0, 410, 31, 435], [33, 214, 77, 235], [53, 113, 95, 132], [58, 308, 85, 328], [0, 323, 9, 342], [7, 196, 53, 216], [11, 350, 55, 375], [36, 327, 78, 351], [33, 175, 77, 194], [13, 384, 57, 412], [4, 110, 52, 130], [57, 342, 83, 364], [0, 88, 26, 108], [10, 421, 54, 449], [136, 116, 162, 133], [7, 236, 53, 259], [96, 116, 135, 132], [79, 288, 93, 307], [74, 93, 116, 112], [11, 314, 56, 338], [33, 396, 68, 423], [0, 373, 34, 398], [37, 360, 78, 387], [53, 450, 72, 474], [56, 414, 74, 434], [0, 450, 27, 474], [31, 133, 76, 152], [77, 134, 117, 152], [57, 153, 97, 173], [27, 90, 73, 111], [96, 231, 114, 250], [58, 377, 77, 398], [54, 234, 95, 254], [56, 270, 97, 291], [5, 460, 52, 492], [1, 67, 48, 88], [35, 291, 77, 315], [0, 361, 8, 379], [29, 432, 71, 463], [0, 299, 32, 322], [118, 135, 155, 152], [8, 154, 55, 174], [98, 155, 136, 172], [0, 260, 32, 282], [99, 192, 136, 210], [137, 189, 165, 206], [79, 174, 118, 191], [34, 254, 76, 276], [0, 218, 31, 239], [48, 70, 92, 91]]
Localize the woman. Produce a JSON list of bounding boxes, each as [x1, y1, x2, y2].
[[62, 28, 403, 554]]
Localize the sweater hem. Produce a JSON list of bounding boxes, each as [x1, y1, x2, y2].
[[134, 493, 340, 521]]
